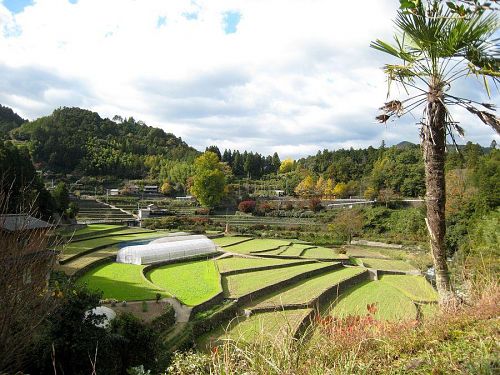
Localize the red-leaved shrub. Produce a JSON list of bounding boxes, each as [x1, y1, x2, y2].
[[238, 200, 256, 213]]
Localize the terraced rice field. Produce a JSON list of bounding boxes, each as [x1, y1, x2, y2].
[[148, 260, 221, 306], [60, 224, 124, 237], [360, 258, 418, 272], [223, 238, 292, 254], [59, 230, 163, 261], [278, 243, 314, 256], [223, 262, 332, 298], [419, 303, 439, 318], [247, 267, 366, 309], [211, 236, 253, 247], [216, 256, 306, 273], [301, 246, 349, 260], [57, 245, 120, 275], [344, 245, 389, 258], [202, 309, 313, 345], [380, 275, 438, 302], [330, 280, 418, 321], [77, 262, 167, 301]]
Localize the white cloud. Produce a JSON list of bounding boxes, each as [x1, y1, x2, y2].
[[0, 0, 498, 158]]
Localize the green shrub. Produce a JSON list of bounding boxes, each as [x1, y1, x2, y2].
[[151, 305, 176, 331]]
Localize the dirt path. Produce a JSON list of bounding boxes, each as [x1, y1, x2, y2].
[[163, 297, 192, 323]]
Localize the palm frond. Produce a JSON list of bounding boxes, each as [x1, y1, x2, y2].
[[464, 104, 500, 134]]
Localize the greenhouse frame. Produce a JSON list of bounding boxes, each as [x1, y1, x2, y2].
[[116, 235, 217, 265]]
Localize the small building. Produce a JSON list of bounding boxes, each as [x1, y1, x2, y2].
[[175, 195, 194, 200], [0, 214, 54, 288], [108, 189, 120, 196], [274, 190, 285, 197], [0, 214, 52, 235], [143, 185, 158, 194]]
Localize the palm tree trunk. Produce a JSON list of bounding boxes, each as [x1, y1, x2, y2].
[[422, 86, 453, 302]]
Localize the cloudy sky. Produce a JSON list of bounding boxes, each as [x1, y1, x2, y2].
[[0, 0, 498, 158]]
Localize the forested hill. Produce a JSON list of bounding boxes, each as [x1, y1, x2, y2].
[[0, 104, 26, 136], [8, 106, 199, 178]]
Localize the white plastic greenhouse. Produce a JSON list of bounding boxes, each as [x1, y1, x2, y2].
[[116, 235, 217, 265], [149, 234, 208, 244]]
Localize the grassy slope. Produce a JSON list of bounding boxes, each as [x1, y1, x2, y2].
[[330, 280, 417, 321], [148, 259, 222, 306], [77, 262, 166, 300], [380, 274, 438, 302], [216, 256, 305, 273], [223, 239, 292, 254], [211, 236, 253, 247], [361, 258, 418, 272], [248, 267, 366, 309], [223, 262, 331, 298]]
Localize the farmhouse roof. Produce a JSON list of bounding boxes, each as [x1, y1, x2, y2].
[[0, 214, 52, 232]]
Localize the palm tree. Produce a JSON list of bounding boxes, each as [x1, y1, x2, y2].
[[371, 0, 499, 301]]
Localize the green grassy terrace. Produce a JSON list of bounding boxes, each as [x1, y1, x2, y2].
[[215, 256, 307, 273], [301, 246, 349, 260], [147, 259, 221, 306], [59, 224, 124, 237], [58, 230, 162, 261], [330, 280, 418, 321], [380, 275, 438, 302], [223, 262, 332, 298], [200, 308, 313, 346], [247, 267, 366, 309], [221, 238, 293, 254], [360, 258, 418, 272], [211, 236, 253, 247], [77, 262, 167, 301]]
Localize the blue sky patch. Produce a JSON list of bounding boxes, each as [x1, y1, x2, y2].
[[223, 11, 241, 34], [182, 12, 198, 21], [2, 0, 33, 13], [157, 16, 167, 28]]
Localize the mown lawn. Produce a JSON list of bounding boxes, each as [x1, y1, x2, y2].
[[211, 236, 253, 247], [330, 280, 417, 321], [201, 309, 313, 346], [380, 275, 438, 302], [216, 256, 305, 273], [301, 247, 349, 260], [77, 262, 166, 301], [58, 230, 162, 261], [147, 259, 222, 306], [360, 258, 418, 272], [223, 262, 332, 298], [223, 239, 292, 254], [248, 267, 366, 309]]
